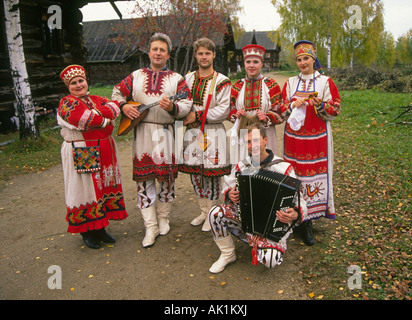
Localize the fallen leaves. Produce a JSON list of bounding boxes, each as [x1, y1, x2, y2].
[[300, 96, 411, 300], [308, 292, 324, 299]]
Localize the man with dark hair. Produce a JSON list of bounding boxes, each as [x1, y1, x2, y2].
[[179, 38, 231, 232], [208, 124, 307, 273]]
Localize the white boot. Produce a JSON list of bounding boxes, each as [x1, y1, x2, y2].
[[141, 206, 159, 247], [191, 198, 209, 226], [157, 201, 172, 235], [201, 199, 219, 232], [209, 235, 236, 273]]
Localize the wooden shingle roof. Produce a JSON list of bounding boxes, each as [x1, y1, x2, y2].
[[236, 31, 280, 50], [83, 15, 234, 63], [83, 20, 142, 63]]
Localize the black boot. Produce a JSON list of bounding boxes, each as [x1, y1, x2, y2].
[[81, 231, 101, 249], [94, 228, 116, 244], [301, 220, 315, 246]]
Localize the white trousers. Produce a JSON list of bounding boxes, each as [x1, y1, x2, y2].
[[209, 204, 284, 268], [189, 174, 221, 200], [136, 179, 175, 209]]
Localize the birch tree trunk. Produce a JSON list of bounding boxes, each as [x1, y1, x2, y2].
[[4, 0, 39, 139], [327, 33, 331, 71], [350, 53, 354, 70]]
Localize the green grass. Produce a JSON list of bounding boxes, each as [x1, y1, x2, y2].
[[0, 88, 410, 300], [0, 118, 63, 187], [302, 89, 411, 300], [87, 85, 115, 98], [0, 86, 129, 188]]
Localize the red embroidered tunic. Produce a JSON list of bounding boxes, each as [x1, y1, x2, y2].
[[229, 75, 283, 156], [281, 71, 341, 220], [57, 95, 128, 233], [112, 67, 192, 182], [179, 71, 232, 177]]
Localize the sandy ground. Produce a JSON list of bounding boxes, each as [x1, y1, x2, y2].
[[0, 74, 325, 302]]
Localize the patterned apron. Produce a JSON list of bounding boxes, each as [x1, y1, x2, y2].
[[283, 74, 333, 219]]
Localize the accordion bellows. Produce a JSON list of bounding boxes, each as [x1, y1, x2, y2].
[[236, 168, 301, 242]]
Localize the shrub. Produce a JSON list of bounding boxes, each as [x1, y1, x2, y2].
[[329, 67, 412, 93]]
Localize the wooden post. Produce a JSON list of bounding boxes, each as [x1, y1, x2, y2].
[[4, 0, 39, 139]]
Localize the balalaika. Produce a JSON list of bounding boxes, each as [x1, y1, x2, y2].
[[236, 166, 301, 242]]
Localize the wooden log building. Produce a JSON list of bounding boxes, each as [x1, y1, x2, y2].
[[233, 30, 281, 72], [82, 15, 236, 86], [0, 0, 128, 133], [0, 0, 236, 133]]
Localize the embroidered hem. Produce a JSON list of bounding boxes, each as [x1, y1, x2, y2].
[[178, 164, 231, 177], [66, 192, 128, 233]]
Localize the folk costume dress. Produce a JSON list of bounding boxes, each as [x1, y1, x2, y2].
[[281, 70, 341, 220], [179, 70, 232, 200], [112, 67, 192, 208], [209, 150, 308, 268], [229, 74, 283, 160], [229, 45, 283, 161], [57, 94, 128, 233]]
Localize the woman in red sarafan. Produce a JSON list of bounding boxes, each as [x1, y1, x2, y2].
[[280, 40, 341, 246], [229, 44, 284, 160], [57, 65, 128, 249]]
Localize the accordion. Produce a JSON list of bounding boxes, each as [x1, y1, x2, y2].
[[236, 167, 301, 242]]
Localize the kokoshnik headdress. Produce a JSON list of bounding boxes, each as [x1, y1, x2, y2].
[[242, 44, 266, 61], [294, 40, 324, 74], [60, 65, 87, 86]]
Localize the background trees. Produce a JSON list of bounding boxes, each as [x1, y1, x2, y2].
[[271, 0, 386, 69], [4, 0, 38, 139], [112, 0, 242, 74], [395, 29, 412, 67]]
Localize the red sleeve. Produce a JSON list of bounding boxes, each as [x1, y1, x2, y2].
[[264, 79, 283, 125], [229, 80, 243, 122], [113, 73, 134, 101], [58, 96, 106, 130], [280, 81, 293, 116], [315, 78, 341, 117], [325, 78, 341, 116], [90, 96, 121, 120]]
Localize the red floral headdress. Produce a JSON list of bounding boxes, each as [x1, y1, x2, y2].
[[242, 44, 266, 61], [60, 65, 86, 86]]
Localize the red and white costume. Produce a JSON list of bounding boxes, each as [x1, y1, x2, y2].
[[179, 71, 232, 200], [112, 67, 192, 208], [57, 94, 128, 233], [281, 71, 341, 220], [209, 150, 307, 267], [228, 44, 284, 160]]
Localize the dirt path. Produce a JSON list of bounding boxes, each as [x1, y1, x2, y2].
[[0, 73, 317, 301]]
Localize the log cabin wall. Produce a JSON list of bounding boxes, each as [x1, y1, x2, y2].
[[0, 0, 87, 133], [87, 58, 144, 87]]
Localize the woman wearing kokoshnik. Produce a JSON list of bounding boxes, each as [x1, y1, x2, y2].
[[229, 44, 284, 160], [57, 65, 128, 249], [280, 40, 341, 246]]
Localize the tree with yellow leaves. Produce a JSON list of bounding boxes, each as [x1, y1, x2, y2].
[[395, 29, 412, 66], [272, 0, 384, 69]]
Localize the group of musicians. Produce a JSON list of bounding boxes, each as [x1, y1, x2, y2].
[[58, 33, 341, 273]]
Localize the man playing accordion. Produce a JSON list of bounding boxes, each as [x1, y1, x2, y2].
[[208, 124, 308, 273]]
